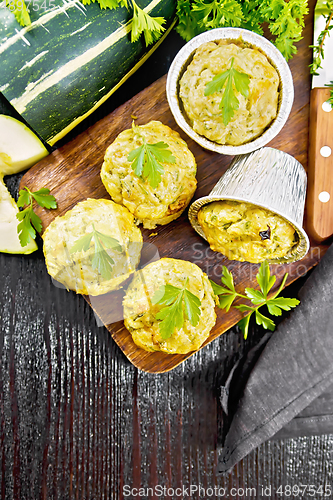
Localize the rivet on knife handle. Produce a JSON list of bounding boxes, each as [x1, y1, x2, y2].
[[306, 87, 333, 242]]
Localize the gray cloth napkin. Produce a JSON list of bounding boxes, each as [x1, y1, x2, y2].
[[218, 243, 333, 474], [272, 386, 333, 439]]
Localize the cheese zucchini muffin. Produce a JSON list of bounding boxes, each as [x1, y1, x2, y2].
[[43, 198, 142, 296], [179, 40, 280, 146], [123, 258, 217, 354], [101, 121, 197, 229], [198, 201, 298, 263]]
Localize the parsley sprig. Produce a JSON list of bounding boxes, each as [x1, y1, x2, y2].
[[5, 0, 31, 26], [130, 0, 166, 45], [127, 126, 176, 188], [176, 0, 308, 61], [176, 0, 244, 42], [70, 224, 122, 280], [210, 261, 300, 340], [204, 57, 250, 126], [309, 0, 333, 76], [16, 187, 57, 247], [151, 278, 201, 339], [309, 0, 333, 107]]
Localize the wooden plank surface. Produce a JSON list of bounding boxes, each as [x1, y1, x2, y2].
[[20, 35, 330, 373]]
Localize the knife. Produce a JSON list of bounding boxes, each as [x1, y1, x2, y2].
[[306, 1, 333, 242]]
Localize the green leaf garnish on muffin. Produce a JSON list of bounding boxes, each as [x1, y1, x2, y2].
[[151, 278, 201, 339], [70, 224, 122, 280], [127, 124, 176, 188], [204, 57, 250, 125]]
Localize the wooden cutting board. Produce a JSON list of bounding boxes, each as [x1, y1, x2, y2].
[[20, 21, 330, 373]]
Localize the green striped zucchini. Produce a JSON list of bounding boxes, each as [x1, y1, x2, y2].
[[0, 0, 176, 146]]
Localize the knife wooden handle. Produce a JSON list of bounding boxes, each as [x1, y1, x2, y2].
[[306, 87, 333, 242]]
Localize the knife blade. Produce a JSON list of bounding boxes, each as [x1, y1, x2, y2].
[[306, 0, 333, 242]]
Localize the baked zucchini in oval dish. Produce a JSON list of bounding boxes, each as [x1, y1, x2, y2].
[[43, 198, 142, 296], [123, 257, 217, 354]]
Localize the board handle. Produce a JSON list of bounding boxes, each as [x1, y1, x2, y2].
[[306, 87, 333, 242]]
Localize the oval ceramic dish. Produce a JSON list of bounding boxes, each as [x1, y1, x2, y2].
[[166, 28, 294, 155]]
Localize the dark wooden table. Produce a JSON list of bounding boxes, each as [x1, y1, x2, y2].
[[2, 3, 333, 498]]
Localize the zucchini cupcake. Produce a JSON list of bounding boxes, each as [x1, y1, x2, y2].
[[101, 121, 197, 229], [43, 198, 142, 295], [123, 258, 217, 354]]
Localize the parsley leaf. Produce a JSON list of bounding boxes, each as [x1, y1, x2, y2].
[[175, 0, 202, 41], [151, 278, 201, 339], [204, 58, 250, 126], [16, 207, 38, 247], [237, 314, 252, 340], [211, 261, 300, 339], [183, 287, 201, 326], [264, 0, 308, 60], [69, 233, 94, 254], [16, 188, 30, 208], [221, 265, 236, 292], [127, 129, 176, 189], [70, 224, 122, 281], [266, 297, 300, 316], [182, 0, 244, 35], [218, 293, 237, 312], [131, 0, 166, 46], [16, 187, 57, 247], [256, 259, 276, 298], [255, 309, 276, 331], [29, 188, 58, 209], [209, 279, 229, 296], [154, 293, 184, 338], [175, 0, 308, 61], [210, 267, 237, 311], [245, 287, 265, 305], [81, 0, 165, 46], [6, 0, 31, 26]]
